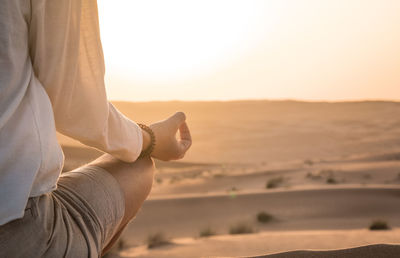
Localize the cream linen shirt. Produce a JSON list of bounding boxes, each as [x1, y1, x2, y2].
[[0, 0, 143, 225]]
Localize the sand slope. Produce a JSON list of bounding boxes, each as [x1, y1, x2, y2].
[[117, 231, 400, 258], [57, 100, 400, 257], [121, 187, 400, 246], [59, 100, 400, 164]]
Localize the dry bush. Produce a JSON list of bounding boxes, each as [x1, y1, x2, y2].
[[306, 172, 322, 180], [147, 233, 171, 249], [257, 212, 273, 223], [304, 159, 314, 166], [199, 227, 216, 237], [229, 222, 254, 234], [326, 177, 337, 184], [266, 177, 284, 189], [369, 220, 390, 230]]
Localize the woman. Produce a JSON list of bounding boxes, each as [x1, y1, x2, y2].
[[0, 0, 192, 257]]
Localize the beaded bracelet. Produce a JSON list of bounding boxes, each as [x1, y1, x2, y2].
[[138, 123, 156, 158]]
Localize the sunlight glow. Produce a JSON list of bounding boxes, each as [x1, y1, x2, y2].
[[97, 0, 400, 101], [98, 0, 272, 81]]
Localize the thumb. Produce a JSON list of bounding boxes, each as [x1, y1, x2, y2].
[[169, 111, 186, 128]]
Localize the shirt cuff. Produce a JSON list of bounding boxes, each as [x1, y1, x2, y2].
[[126, 119, 143, 162]]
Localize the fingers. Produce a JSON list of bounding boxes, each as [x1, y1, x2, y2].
[[161, 111, 192, 160], [169, 111, 186, 128], [177, 121, 192, 154], [179, 121, 192, 142]]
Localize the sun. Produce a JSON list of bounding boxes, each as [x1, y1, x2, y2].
[[97, 0, 271, 82]]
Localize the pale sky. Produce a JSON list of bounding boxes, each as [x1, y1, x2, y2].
[[98, 0, 400, 102]]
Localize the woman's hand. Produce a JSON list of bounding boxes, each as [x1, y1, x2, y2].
[[147, 112, 192, 161]]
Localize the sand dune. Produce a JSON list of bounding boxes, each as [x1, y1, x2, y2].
[[59, 100, 400, 164], [58, 100, 400, 257], [117, 232, 400, 258], [262, 244, 400, 258], [121, 187, 400, 246], [151, 159, 400, 196]]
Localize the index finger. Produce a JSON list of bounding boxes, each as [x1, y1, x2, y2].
[[178, 121, 192, 152]]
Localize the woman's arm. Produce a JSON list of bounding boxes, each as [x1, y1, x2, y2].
[[28, 0, 191, 162], [28, 0, 142, 162]]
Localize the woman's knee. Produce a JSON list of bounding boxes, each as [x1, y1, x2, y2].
[[90, 154, 155, 200], [117, 156, 155, 222], [135, 156, 155, 197]]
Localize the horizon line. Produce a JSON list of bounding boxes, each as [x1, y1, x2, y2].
[[110, 98, 400, 104]]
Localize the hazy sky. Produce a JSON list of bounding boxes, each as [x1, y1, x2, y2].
[[98, 0, 400, 101]]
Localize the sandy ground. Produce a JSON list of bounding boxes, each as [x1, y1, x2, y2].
[[115, 230, 400, 258], [63, 149, 400, 258], [59, 100, 400, 164], [150, 159, 400, 196], [120, 187, 400, 245], [58, 101, 400, 257]]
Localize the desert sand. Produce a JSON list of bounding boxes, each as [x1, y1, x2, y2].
[[59, 101, 400, 257], [116, 233, 400, 258]]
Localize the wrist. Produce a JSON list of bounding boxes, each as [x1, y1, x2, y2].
[[138, 123, 156, 158], [141, 129, 151, 152]]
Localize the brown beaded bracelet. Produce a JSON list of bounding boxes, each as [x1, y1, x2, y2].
[[138, 123, 156, 158]]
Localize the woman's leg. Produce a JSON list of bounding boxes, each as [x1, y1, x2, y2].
[[87, 154, 155, 254]]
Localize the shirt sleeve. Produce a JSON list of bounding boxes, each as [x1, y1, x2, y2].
[[28, 0, 143, 162], [0, 0, 31, 130]]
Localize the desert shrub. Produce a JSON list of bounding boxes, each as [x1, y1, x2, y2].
[[306, 172, 321, 180], [117, 238, 125, 250], [266, 177, 284, 189], [257, 212, 273, 223], [369, 220, 390, 230], [304, 159, 314, 166], [102, 238, 126, 257], [229, 222, 254, 234], [213, 173, 225, 178], [147, 233, 170, 249], [169, 176, 180, 184], [326, 177, 337, 184], [363, 174, 371, 179], [199, 227, 216, 237]]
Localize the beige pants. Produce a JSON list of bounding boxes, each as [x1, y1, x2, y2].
[[0, 166, 125, 258]]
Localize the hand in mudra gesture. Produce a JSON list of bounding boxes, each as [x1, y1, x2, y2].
[[146, 112, 192, 161]]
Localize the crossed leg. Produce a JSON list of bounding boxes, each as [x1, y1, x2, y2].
[[87, 154, 155, 255]]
